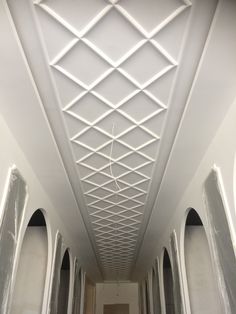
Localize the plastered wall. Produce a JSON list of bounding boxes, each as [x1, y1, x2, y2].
[[0, 110, 79, 313], [0, 83, 85, 313], [142, 69, 236, 314], [0, 0, 97, 312], [184, 227, 222, 314], [141, 95, 236, 314], [96, 283, 139, 314], [10, 227, 48, 314], [139, 0, 236, 313]]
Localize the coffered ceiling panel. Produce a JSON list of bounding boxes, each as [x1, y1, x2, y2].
[[6, 0, 218, 280]]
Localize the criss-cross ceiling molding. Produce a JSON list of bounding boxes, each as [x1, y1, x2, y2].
[[6, 0, 195, 279], [36, 0, 191, 278]]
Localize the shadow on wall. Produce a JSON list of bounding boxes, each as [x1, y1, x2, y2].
[[162, 249, 174, 314], [58, 249, 71, 314]]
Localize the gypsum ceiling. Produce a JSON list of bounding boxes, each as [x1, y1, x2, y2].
[[6, 0, 217, 280]]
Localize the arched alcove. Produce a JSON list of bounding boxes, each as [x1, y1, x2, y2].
[[72, 259, 81, 314], [184, 208, 222, 314], [10, 209, 48, 314], [162, 249, 175, 314], [152, 264, 161, 314], [140, 280, 147, 314], [58, 249, 71, 314], [145, 279, 150, 314]]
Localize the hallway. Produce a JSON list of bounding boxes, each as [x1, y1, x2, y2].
[[0, 0, 236, 313]]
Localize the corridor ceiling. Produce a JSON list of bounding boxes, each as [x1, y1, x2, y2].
[[6, 0, 218, 280]]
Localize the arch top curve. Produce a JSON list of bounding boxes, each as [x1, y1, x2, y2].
[[162, 247, 172, 269], [61, 248, 70, 270], [28, 208, 46, 226], [185, 208, 203, 227]]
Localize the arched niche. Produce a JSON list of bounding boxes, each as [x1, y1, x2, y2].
[[140, 280, 147, 314], [10, 209, 48, 314], [151, 262, 161, 314], [184, 208, 222, 314], [170, 232, 184, 314], [145, 279, 150, 314], [72, 259, 81, 314], [58, 249, 71, 314], [162, 249, 175, 314]]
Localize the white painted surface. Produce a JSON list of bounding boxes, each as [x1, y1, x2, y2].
[[132, 1, 236, 313], [0, 0, 235, 302], [133, 0, 236, 282], [185, 227, 222, 314], [10, 227, 47, 314], [3, 0, 222, 280], [0, 0, 101, 282], [95, 283, 139, 314]]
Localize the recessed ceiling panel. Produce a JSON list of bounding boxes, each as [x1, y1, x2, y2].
[[6, 0, 218, 280]]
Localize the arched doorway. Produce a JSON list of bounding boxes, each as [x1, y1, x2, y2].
[[58, 249, 71, 314], [162, 249, 175, 314], [184, 209, 222, 314], [152, 263, 161, 314], [10, 209, 48, 313]]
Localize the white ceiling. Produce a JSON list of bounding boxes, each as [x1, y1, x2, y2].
[[5, 0, 221, 280]]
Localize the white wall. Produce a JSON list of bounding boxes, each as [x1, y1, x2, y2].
[[0, 108, 77, 313], [134, 0, 236, 282], [140, 93, 236, 314], [140, 65, 236, 314], [96, 283, 139, 314], [138, 1, 236, 312], [0, 0, 101, 311], [184, 227, 222, 314], [10, 227, 48, 314], [0, 0, 101, 282]]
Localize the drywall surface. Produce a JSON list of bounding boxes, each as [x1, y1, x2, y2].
[[10, 227, 47, 314], [96, 283, 139, 314]]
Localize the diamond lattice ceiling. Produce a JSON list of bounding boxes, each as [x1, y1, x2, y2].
[[7, 0, 194, 279], [36, 0, 190, 279]]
